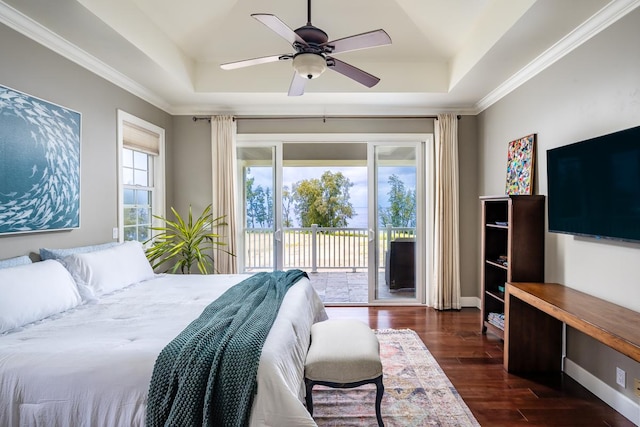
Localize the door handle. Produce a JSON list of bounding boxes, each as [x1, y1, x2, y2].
[[368, 229, 375, 242], [275, 228, 282, 242]]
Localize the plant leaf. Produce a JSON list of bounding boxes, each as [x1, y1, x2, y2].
[[144, 203, 234, 274]]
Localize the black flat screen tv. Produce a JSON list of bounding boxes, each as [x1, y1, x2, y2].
[[547, 125, 640, 243]]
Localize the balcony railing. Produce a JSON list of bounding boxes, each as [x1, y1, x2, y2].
[[244, 225, 416, 272]]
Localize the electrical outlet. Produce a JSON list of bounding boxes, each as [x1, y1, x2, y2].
[[112, 227, 119, 239], [634, 378, 640, 397], [616, 367, 626, 387]]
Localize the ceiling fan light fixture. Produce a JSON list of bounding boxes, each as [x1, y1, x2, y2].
[[293, 53, 326, 79]]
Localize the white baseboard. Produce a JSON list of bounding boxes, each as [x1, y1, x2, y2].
[[460, 296, 480, 308], [564, 358, 640, 426]]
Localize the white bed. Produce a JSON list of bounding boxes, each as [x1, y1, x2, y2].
[[0, 243, 327, 427]]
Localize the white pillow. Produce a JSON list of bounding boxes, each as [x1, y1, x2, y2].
[[0, 255, 32, 269], [62, 241, 155, 300], [0, 260, 82, 334], [39, 242, 120, 261]]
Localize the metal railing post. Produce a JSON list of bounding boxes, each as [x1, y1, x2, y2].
[[311, 224, 318, 273]]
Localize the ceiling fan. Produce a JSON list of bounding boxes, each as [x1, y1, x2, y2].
[[220, 0, 392, 96]]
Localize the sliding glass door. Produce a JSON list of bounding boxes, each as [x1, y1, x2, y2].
[[237, 136, 428, 305], [236, 144, 282, 272], [368, 143, 424, 304]]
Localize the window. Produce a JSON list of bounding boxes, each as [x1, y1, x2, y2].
[[122, 148, 153, 242], [117, 111, 165, 243]]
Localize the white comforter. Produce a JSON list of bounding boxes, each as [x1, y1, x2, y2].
[[0, 273, 327, 427]]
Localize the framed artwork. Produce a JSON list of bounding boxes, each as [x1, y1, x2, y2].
[[0, 84, 81, 234], [505, 133, 536, 195]]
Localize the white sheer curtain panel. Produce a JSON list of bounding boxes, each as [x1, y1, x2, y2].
[[431, 114, 461, 310], [211, 115, 238, 274]]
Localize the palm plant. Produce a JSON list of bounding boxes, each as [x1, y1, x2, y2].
[[144, 204, 232, 274]]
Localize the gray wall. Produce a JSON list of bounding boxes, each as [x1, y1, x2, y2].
[[0, 23, 172, 260], [477, 8, 640, 400], [169, 117, 212, 217], [169, 116, 479, 300], [457, 116, 479, 301]]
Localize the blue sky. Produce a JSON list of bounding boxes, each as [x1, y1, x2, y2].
[[248, 166, 416, 228]]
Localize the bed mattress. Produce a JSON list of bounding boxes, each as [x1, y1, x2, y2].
[[0, 273, 327, 426]]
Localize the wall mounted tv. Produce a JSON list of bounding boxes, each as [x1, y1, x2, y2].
[[547, 125, 640, 243]]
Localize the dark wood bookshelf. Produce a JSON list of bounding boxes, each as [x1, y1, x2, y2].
[[480, 195, 545, 340]]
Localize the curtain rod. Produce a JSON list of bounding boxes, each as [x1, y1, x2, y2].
[[192, 115, 461, 123]]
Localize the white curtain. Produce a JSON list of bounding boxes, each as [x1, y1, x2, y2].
[[431, 114, 461, 310], [211, 115, 238, 274]]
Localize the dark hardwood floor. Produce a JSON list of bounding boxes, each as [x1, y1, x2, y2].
[[324, 306, 635, 427]]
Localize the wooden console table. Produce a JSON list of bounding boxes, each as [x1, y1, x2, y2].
[[504, 282, 640, 373]]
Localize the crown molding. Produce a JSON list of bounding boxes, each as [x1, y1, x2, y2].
[[474, 0, 640, 114], [0, 1, 172, 113]]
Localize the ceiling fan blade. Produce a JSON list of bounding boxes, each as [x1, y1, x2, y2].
[[220, 54, 290, 70], [251, 14, 307, 46], [327, 57, 380, 88], [288, 73, 307, 96], [322, 29, 391, 55]]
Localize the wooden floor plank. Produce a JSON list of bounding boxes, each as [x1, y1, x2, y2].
[[324, 306, 635, 427]]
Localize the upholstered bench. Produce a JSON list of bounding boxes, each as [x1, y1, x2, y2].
[[304, 319, 384, 427]]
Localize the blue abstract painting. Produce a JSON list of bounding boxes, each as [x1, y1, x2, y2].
[[0, 85, 80, 234]]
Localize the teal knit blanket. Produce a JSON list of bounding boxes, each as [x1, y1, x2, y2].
[[146, 269, 308, 427]]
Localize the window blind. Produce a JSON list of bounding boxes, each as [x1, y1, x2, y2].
[[123, 121, 160, 155]]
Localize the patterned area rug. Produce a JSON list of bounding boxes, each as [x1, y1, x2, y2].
[[310, 328, 480, 426]]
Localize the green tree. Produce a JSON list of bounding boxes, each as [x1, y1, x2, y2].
[[293, 171, 355, 227], [282, 185, 294, 227], [380, 174, 416, 227], [245, 175, 257, 227], [245, 169, 274, 228], [252, 186, 267, 227], [264, 186, 273, 227]]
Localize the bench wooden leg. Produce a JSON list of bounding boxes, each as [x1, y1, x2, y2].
[[304, 376, 384, 426], [375, 375, 384, 427], [304, 378, 315, 416]]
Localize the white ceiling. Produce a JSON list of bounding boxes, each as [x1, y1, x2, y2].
[[1, 0, 638, 116]]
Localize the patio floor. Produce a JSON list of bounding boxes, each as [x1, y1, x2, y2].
[[307, 271, 415, 304]]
